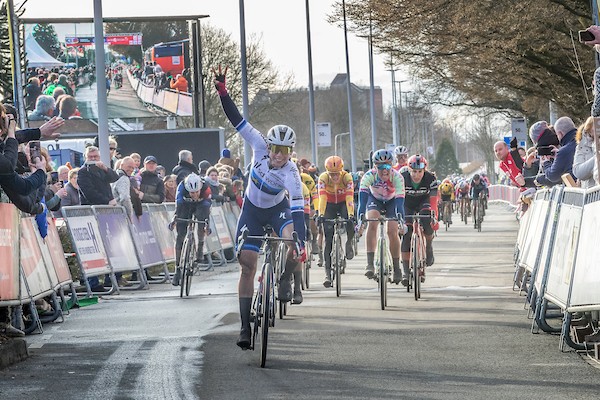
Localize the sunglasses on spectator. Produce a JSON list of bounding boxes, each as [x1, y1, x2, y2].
[[269, 145, 292, 155]]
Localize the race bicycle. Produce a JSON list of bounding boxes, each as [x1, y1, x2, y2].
[[405, 213, 434, 301], [441, 200, 453, 231], [363, 215, 400, 310], [473, 193, 486, 232], [323, 216, 352, 297], [237, 227, 299, 368], [176, 217, 208, 298], [460, 196, 471, 224]]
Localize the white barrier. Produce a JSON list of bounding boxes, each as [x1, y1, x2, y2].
[[518, 189, 551, 273]]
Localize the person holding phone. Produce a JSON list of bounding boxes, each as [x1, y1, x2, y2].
[[533, 116, 577, 187]]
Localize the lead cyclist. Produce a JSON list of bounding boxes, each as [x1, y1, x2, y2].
[[213, 66, 306, 350]]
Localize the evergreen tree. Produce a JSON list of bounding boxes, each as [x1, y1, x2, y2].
[[0, 2, 26, 103], [33, 23, 61, 58], [433, 137, 461, 178]]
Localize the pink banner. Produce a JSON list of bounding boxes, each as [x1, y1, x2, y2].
[[0, 204, 19, 301]]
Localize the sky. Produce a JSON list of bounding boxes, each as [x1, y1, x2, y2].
[[20, 0, 408, 107]]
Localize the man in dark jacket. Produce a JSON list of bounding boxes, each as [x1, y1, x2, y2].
[[77, 146, 119, 206], [139, 155, 165, 203], [534, 116, 577, 187], [172, 149, 198, 185]]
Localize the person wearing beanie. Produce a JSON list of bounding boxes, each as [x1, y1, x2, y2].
[[198, 160, 212, 177], [221, 148, 231, 159]]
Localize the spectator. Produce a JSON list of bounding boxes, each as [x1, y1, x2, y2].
[[130, 152, 142, 175], [52, 87, 66, 104], [58, 95, 81, 120], [232, 179, 244, 207], [522, 147, 540, 178], [534, 116, 577, 187], [60, 167, 81, 207], [170, 74, 188, 92], [198, 159, 212, 177], [77, 146, 119, 291], [572, 117, 597, 188], [218, 148, 245, 183], [28, 95, 55, 121], [25, 77, 42, 111], [204, 166, 225, 203], [112, 156, 136, 220], [155, 165, 166, 180], [529, 120, 560, 148], [163, 174, 177, 202], [493, 141, 527, 188], [138, 155, 165, 204], [57, 165, 70, 184], [109, 137, 119, 169], [172, 149, 198, 185], [219, 168, 236, 201]]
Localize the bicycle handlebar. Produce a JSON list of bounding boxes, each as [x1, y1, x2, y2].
[[175, 218, 208, 225]]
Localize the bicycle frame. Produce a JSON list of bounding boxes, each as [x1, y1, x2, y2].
[[364, 216, 397, 310], [176, 217, 207, 297], [237, 228, 299, 368], [323, 217, 351, 297], [405, 214, 430, 300]]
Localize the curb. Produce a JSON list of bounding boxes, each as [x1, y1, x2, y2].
[[0, 338, 29, 370]]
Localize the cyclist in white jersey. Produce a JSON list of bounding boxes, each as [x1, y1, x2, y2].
[[213, 66, 306, 350]]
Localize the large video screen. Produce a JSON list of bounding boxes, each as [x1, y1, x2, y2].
[[23, 21, 197, 134]]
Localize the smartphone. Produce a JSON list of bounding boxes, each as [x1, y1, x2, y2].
[[579, 30, 595, 42], [537, 146, 553, 156], [29, 141, 41, 161], [50, 171, 59, 184], [85, 160, 98, 165]]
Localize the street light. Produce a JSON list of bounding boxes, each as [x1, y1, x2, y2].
[[393, 78, 407, 146], [334, 132, 350, 157], [341, 0, 357, 172]]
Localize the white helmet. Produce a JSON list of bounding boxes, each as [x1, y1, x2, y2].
[[184, 173, 203, 193], [266, 125, 296, 147], [394, 145, 408, 156]]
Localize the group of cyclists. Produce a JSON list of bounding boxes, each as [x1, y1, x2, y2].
[[177, 65, 492, 351], [437, 173, 490, 227]]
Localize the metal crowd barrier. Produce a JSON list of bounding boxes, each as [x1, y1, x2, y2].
[[512, 185, 600, 351]]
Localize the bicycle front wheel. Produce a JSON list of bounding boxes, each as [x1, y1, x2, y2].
[[410, 233, 419, 300], [185, 241, 197, 296], [179, 235, 192, 298], [259, 262, 273, 368], [334, 234, 342, 297], [378, 238, 387, 310]]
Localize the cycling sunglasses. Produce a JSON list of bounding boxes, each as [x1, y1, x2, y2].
[[269, 144, 292, 155], [376, 163, 391, 170]]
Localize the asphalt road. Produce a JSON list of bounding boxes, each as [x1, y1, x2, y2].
[[0, 204, 598, 400]]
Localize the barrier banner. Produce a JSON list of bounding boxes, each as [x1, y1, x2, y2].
[[222, 202, 240, 242], [130, 212, 164, 267], [205, 214, 222, 253], [520, 190, 551, 272], [44, 217, 73, 286], [569, 188, 600, 309], [20, 218, 54, 300], [146, 204, 175, 261], [93, 207, 140, 273], [533, 186, 563, 294], [230, 202, 241, 219], [543, 189, 585, 308], [210, 206, 234, 250], [0, 204, 20, 302], [62, 207, 111, 277]]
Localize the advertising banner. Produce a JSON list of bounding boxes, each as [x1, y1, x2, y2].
[[20, 218, 53, 300], [40, 217, 72, 287], [130, 212, 164, 267], [147, 206, 176, 261], [64, 214, 110, 276], [94, 209, 140, 273], [210, 206, 234, 250], [0, 204, 20, 302]]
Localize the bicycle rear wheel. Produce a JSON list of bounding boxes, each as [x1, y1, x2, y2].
[[477, 199, 483, 232], [259, 262, 273, 368], [276, 243, 287, 320], [378, 238, 387, 310], [302, 242, 310, 290]]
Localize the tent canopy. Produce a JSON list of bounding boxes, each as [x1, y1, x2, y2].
[[25, 35, 64, 68]]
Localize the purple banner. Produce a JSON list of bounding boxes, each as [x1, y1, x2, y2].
[[130, 212, 164, 267], [95, 212, 140, 273]]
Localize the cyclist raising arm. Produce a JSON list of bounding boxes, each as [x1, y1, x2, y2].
[[401, 155, 438, 285], [171, 173, 212, 286], [357, 149, 406, 284], [316, 156, 355, 288], [213, 66, 306, 350]]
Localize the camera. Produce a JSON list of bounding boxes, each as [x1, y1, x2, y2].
[[579, 30, 595, 42], [537, 146, 553, 156]]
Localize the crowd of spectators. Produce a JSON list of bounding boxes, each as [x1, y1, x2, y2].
[[129, 62, 190, 94]]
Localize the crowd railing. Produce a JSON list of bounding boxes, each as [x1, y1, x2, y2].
[[0, 200, 242, 335]]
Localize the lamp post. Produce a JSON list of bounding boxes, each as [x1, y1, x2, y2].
[[367, 16, 377, 153], [393, 79, 407, 146], [239, 0, 251, 167], [342, 0, 357, 172], [334, 132, 350, 157], [305, 0, 318, 165]]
